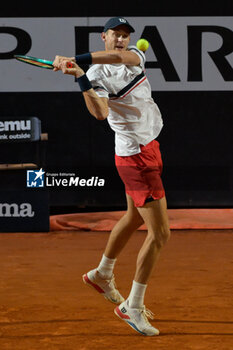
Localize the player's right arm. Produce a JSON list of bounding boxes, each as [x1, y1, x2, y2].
[[56, 58, 109, 120], [82, 89, 109, 121]]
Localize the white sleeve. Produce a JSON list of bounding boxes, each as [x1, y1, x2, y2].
[[127, 45, 146, 70], [86, 66, 109, 99]]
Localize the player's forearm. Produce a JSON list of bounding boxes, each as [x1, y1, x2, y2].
[[91, 50, 140, 65], [54, 60, 108, 120], [83, 90, 109, 121], [74, 50, 140, 66]]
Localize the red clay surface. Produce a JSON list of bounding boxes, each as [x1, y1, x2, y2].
[[0, 229, 233, 350]]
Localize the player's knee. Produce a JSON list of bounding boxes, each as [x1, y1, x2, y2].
[[149, 226, 170, 249], [162, 225, 171, 243]]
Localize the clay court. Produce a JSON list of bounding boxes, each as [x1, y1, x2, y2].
[[1, 217, 233, 350]]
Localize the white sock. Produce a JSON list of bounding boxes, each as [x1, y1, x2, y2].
[[97, 254, 116, 279], [128, 280, 147, 309]]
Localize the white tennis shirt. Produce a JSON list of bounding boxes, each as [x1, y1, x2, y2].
[[86, 46, 163, 156]]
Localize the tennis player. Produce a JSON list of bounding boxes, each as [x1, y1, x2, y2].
[[53, 16, 170, 336]]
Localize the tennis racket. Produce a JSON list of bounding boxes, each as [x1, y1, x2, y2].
[[14, 55, 73, 69]]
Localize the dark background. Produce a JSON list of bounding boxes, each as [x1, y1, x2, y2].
[[0, 1, 232, 214], [1, 1, 232, 17]]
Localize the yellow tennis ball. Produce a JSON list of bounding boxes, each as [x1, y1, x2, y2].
[[136, 39, 150, 52]]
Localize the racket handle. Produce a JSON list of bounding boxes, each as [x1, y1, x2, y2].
[[66, 62, 73, 68]]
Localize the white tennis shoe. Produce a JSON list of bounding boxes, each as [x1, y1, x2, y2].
[[82, 268, 124, 305], [114, 300, 160, 336]]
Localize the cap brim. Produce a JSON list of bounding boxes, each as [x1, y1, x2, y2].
[[105, 24, 135, 33]]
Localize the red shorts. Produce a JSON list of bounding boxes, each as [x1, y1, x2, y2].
[[115, 140, 165, 207]]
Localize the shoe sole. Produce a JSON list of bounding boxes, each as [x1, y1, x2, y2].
[[114, 306, 159, 336], [82, 274, 123, 305]]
